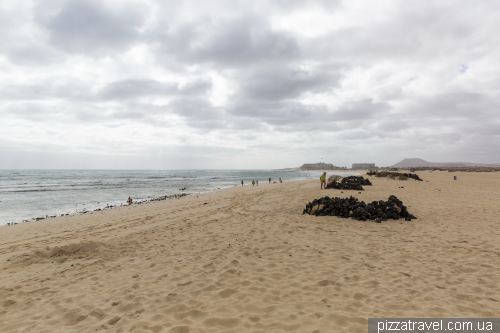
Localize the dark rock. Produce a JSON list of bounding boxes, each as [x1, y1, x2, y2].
[[326, 176, 371, 191], [369, 171, 423, 181], [302, 195, 416, 223]]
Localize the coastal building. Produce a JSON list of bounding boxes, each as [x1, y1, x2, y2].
[[352, 163, 377, 169], [300, 162, 337, 170]]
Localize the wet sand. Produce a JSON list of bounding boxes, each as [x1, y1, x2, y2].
[[1, 171, 499, 332]]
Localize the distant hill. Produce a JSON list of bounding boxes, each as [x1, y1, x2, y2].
[[391, 158, 500, 168]]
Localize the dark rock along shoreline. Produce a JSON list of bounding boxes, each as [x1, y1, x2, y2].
[[7, 193, 189, 226]]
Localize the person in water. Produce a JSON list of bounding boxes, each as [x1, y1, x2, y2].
[[241, 180, 244, 186], [127, 196, 133, 204], [320, 172, 327, 189]]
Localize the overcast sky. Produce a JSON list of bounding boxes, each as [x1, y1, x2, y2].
[[1, 0, 499, 169]]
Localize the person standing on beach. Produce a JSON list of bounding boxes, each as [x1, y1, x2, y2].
[[241, 180, 244, 187], [252, 180, 255, 186], [320, 172, 327, 189], [269, 177, 271, 183], [256, 180, 258, 186], [279, 178, 282, 183]]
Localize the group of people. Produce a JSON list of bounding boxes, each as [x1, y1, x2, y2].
[[129, 173, 324, 204], [243, 173, 329, 189], [127, 176, 287, 204], [129, 174, 325, 205], [241, 178, 282, 186], [242, 173, 330, 189]]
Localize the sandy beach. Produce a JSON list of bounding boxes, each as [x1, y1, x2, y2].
[[1, 171, 499, 332]]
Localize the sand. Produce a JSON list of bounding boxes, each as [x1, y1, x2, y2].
[[1, 171, 499, 333]]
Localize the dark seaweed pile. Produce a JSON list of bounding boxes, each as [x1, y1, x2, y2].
[[401, 173, 423, 181], [366, 171, 423, 181], [302, 195, 417, 222], [325, 176, 372, 190]]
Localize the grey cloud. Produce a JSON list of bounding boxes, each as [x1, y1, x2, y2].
[[272, 0, 342, 11], [238, 133, 257, 140], [339, 130, 381, 141], [0, 3, 63, 65], [177, 78, 213, 95], [156, 15, 301, 67], [41, 0, 146, 53], [0, 80, 91, 101], [5, 45, 64, 66], [331, 99, 388, 122], [235, 64, 341, 101], [167, 97, 229, 131], [2, 103, 55, 122], [377, 120, 410, 132], [0, 77, 213, 102], [98, 80, 178, 100], [228, 98, 388, 130], [168, 97, 222, 120], [305, 2, 500, 64], [402, 92, 498, 121], [97, 77, 213, 101]]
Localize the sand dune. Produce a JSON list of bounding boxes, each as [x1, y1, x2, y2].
[[1, 171, 499, 332]]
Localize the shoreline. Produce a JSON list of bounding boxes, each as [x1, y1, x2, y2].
[[1, 178, 316, 228], [2, 192, 192, 227], [1, 170, 329, 226]]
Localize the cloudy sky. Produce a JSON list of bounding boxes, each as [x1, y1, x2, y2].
[[1, 0, 499, 169]]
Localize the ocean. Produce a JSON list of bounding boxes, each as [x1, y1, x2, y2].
[[0, 169, 355, 225]]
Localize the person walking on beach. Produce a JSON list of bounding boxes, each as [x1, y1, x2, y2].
[[269, 177, 271, 183], [320, 172, 327, 189], [252, 180, 255, 186], [241, 180, 244, 187]]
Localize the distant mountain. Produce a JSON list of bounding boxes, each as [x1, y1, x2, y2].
[[391, 158, 500, 168]]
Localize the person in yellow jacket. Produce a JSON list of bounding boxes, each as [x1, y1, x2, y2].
[[320, 172, 327, 189]]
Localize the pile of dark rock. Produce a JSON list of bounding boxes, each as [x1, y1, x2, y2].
[[302, 195, 417, 222], [369, 171, 423, 181], [402, 173, 423, 181], [343, 176, 372, 186], [326, 176, 372, 190]]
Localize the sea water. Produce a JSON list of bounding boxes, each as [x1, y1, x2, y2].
[[0, 169, 354, 225]]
